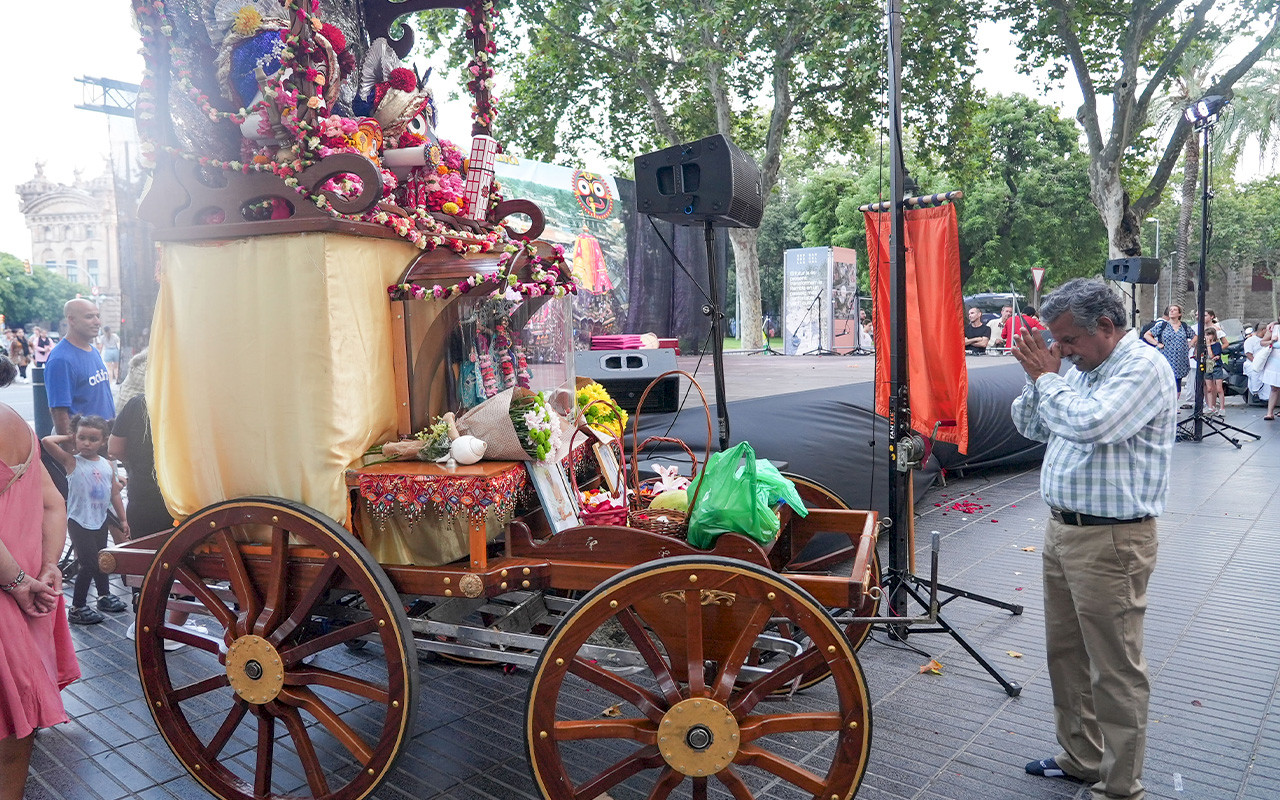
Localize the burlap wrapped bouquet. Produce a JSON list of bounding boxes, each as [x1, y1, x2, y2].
[[457, 387, 570, 462]]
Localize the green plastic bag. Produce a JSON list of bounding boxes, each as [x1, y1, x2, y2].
[[686, 442, 808, 549]]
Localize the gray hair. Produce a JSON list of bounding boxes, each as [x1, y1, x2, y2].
[[1038, 278, 1127, 334]]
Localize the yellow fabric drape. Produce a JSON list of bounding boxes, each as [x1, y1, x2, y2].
[[147, 233, 419, 526]]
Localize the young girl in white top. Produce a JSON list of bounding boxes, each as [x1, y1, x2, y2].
[[43, 416, 128, 624]]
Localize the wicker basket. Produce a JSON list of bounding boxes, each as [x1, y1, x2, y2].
[[626, 371, 712, 537], [570, 399, 629, 526]]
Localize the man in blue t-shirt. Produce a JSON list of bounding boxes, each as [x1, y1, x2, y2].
[[46, 299, 115, 434]]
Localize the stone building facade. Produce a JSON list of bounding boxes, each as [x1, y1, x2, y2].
[[15, 164, 122, 330]]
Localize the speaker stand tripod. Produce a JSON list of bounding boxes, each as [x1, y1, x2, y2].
[[1175, 103, 1260, 451], [877, 567, 1024, 696], [1177, 405, 1259, 448], [794, 289, 836, 356]]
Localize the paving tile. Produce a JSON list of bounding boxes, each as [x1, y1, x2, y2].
[[28, 417, 1280, 800]]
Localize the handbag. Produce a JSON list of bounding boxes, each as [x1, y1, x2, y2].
[[1253, 344, 1273, 373]]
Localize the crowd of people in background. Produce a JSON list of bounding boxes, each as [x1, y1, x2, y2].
[[963, 298, 1280, 421]]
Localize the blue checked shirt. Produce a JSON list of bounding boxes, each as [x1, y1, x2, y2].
[[1010, 331, 1177, 519]]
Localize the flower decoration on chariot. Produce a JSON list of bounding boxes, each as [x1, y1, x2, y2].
[[353, 38, 438, 146], [573, 170, 613, 220], [211, 0, 353, 110]]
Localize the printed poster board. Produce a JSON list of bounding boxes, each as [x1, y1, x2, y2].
[[783, 247, 834, 355]]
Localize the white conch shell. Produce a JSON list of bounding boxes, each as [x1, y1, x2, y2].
[[450, 435, 487, 465]]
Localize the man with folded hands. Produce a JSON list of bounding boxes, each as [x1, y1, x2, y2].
[[1009, 278, 1176, 800]]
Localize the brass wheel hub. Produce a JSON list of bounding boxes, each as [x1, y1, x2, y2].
[[225, 635, 284, 705], [658, 698, 740, 776]]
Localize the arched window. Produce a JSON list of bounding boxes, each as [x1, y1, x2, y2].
[[85, 224, 94, 239]]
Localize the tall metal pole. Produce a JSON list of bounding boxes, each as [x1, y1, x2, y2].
[[885, 0, 912, 630], [1192, 120, 1213, 441], [705, 221, 731, 450]]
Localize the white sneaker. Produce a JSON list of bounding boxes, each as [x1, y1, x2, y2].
[[125, 621, 136, 640]]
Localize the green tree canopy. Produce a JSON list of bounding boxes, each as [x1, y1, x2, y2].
[[796, 94, 1106, 296], [439, 0, 986, 349], [998, 0, 1280, 257], [0, 252, 88, 329]]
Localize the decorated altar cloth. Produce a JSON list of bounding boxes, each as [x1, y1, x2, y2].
[[147, 232, 419, 527], [348, 441, 593, 566]]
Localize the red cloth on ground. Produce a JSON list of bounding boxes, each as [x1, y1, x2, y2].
[[0, 427, 80, 740], [865, 204, 970, 453]]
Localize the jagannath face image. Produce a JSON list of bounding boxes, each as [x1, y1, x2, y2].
[[573, 170, 613, 219]]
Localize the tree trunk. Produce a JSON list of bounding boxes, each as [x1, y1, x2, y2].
[[1226, 262, 1250, 322], [1090, 168, 1131, 259], [1173, 136, 1199, 309], [728, 228, 763, 350]]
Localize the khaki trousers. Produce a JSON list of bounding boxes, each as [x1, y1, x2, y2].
[[1043, 517, 1158, 800]]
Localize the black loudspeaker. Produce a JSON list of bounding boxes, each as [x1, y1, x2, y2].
[[575, 349, 679, 413], [1105, 257, 1162, 284], [633, 134, 763, 228]]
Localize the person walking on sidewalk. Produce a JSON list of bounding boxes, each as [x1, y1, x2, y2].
[[1142, 304, 1195, 394], [1010, 278, 1176, 800]]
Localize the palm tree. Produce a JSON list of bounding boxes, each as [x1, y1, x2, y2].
[[1219, 57, 1280, 174], [1151, 47, 1216, 310]]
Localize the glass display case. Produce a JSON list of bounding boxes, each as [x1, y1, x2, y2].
[[396, 285, 576, 436]]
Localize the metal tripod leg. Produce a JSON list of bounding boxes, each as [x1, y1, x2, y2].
[[879, 570, 1023, 697], [1177, 412, 1260, 449]]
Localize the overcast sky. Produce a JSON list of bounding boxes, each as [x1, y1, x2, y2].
[[0, 6, 1262, 261]]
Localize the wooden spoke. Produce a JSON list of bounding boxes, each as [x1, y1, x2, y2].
[[570, 746, 665, 800], [715, 767, 755, 800], [283, 666, 389, 704], [643, 766, 684, 800], [552, 719, 656, 744], [568, 657, 667, 723], [281, 616, 379, 666], [738, 712, 843, 743], [684, 585, 705, 696], [528, 558, 869, 800], [168, 673, 230, 704], [215, 530, 260, 637], [729, 647, 828, 717], [692, 776, 707, 800], [173, 565, 237, 631], [268, 557, 340, 648], [616, 607, 682, 707], [277, 686, 374, 764], [710, 603, 774, 702], [275, 704, 332, 798], [160, 623, 221, 654], [253, 710, 274, 798], [202, 698, 248, 762], [138, 499, 417, 800], [734, 744, 826, 796], [253, 526, 289, 638]]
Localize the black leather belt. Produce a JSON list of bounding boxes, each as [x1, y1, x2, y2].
[[1051, 508, 1150, 526]]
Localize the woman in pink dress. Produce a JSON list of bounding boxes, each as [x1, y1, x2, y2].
[[0, 353, 80, 800]]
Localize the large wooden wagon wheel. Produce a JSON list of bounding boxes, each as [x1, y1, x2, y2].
[[526, 556, 871, 800], [135, 497, 418, 800]]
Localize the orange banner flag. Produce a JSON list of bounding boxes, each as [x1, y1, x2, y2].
[[864, 204, 969, 453]]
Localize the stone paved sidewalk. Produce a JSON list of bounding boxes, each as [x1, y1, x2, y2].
[[19, 405, 1279, 800]]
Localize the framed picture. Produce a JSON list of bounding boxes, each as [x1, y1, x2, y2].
[[526, 460, 582, 533], [593, 440, 623, 495]]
